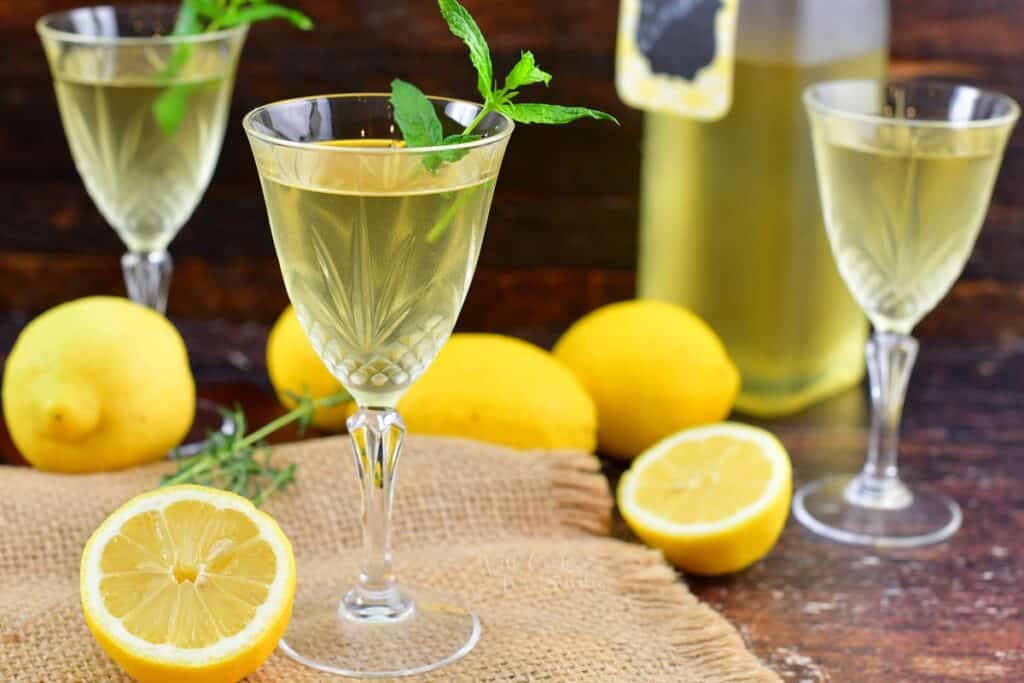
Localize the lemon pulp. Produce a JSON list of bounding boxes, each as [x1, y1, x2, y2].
[[632, 434, 774, 525], [617, 423, 791, 575], [81, 486, 295, 683], [98, 500, 277, 647]]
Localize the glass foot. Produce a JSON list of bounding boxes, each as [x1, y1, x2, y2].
[[280, 584, 481, 678], [169, 399, 237, 459], [793, 474, 962, 548]]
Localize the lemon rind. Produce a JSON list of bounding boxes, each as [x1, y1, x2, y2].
[[81, 485, 294, 666], [619, 422, 790, 537]]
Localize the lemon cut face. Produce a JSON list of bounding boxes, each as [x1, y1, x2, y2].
[[618, 423, 791, 576], [80, 485, 295, 683]]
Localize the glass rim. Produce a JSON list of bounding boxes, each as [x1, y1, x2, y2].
[[36, 4, 249, 46], [804, 78, 1021, 130], [242, 92, 516, 154]]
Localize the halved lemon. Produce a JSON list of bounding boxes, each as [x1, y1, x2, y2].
[[617, 423, 791, 576], [80, 485, 296, 683]]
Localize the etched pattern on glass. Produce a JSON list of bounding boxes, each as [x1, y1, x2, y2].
[[52, 47, 236, 252]]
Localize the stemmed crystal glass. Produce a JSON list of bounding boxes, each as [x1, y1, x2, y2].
[[798, 80, 1019, 547], [244, 94, 513, 676], [38, 5, 247, 313]]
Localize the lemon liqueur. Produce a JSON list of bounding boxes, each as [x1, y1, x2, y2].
[[52, 45, 236, 252], [260, 140, 499, 407], [38, 1, 310, 312], [638, 1, 889, 415], [245, 0, 616, 675], [795, 80, 1018, 548], [812, 112, 1009, 333]]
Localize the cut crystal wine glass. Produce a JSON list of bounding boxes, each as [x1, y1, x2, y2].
[[245, 93, 513, 676]]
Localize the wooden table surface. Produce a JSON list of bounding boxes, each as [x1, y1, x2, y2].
[[1, 315, 1020, 682]]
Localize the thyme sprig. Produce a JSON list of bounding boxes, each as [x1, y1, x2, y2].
[[161, 390, 350, 506]]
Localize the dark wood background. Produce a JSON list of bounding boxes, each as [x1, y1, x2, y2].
[[1, 0, 1023, 338]]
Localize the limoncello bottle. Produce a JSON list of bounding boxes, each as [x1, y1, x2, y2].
[[634, 0, 890, 416]]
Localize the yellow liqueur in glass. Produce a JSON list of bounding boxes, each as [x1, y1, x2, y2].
[[259, 139, 498, 407], [38, 5, 246, 313], [245, 94, 513, 677], [815, 131, 1006, 333], [796, 79, 1018, 547], [52, 47, 235, 254]]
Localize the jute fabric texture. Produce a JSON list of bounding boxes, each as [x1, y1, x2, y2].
[[0, 435, 778, 682]]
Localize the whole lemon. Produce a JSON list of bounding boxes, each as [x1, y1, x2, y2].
[[399, 334, 597, 452], [3, 296, 195, 472], [553, 300, 739, 459], [267, 305, 355, 431]]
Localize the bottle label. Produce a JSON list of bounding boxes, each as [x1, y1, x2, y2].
[[616, 0, 740, 120]]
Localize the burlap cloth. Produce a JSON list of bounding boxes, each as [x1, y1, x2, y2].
[[0, 435, 778, 682]]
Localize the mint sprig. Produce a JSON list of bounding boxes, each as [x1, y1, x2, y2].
[[390, 78, 482, 172], [503, 50, 552, 91], [390, 0, 617, 174], [154, 0, 312, 137], [438, 0, 493, 100], [391, 79, 444, 148]]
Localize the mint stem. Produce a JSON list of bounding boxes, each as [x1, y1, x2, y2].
[[427, 177, 495, 243], [424, 105, 496, 243], [462, 105, 491, 136]]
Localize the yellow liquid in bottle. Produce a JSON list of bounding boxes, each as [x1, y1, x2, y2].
[[638, 50, 887, 416]]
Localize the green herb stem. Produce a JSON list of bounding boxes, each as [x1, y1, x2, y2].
[[252, 465, 297, 507], [236, 392, 348, 451], [155, 0, 313, 135], [427, 178, 495, 243], [462, 105, 492, 136], [390, 0, 615, 178], [162, 451, 219, 487], [160, 390, 350, 505]]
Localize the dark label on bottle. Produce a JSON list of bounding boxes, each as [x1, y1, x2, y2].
[[636, 0, 724, 81]]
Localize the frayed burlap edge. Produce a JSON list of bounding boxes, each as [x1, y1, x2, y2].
[[506, 446, 778, 681], [0, 435, 779, 682], [619, 549, 779, 681], [542, 448, 613, 536]]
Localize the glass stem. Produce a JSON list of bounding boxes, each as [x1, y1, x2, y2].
[[342, 407, 413, 622], [121, 250, 172, 314], [846, 331, 918, 510]]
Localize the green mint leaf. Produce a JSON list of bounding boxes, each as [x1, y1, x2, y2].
[[503, 51, 552, 91], [438, 0, 493, 99], [193, 0, 224, 21], [421, 154, 443, 174], [173, 0, 201, 34], [153, 84, 195, 136], [153, 0, 202, 135], [439, 133, 482, 160], [390, 78, 443, 148], [213, 3, 313, 30], [438, 133, 481, 166], [499, 102, 619, 125], [421, 132, 482, 172], [163, 43, 194, 78]]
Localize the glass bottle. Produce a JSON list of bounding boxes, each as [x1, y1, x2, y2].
[[637, 0, 890, 416]]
